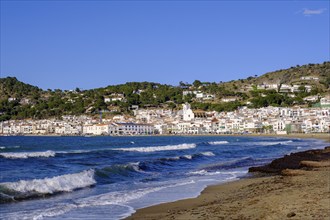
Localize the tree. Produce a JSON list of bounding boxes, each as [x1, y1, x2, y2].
[[94, 96, 107, 110], [298, 85, 306, 93], [193, 80, 202, 88]]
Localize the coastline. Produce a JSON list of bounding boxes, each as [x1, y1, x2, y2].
[[1, 133, 329, 142], [126, 137, 330, 220]]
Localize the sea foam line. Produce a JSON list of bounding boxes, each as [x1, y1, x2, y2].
[[208, 141, 229, 145], [6, 180, 196, 220], [113, 143, 196, 152], [0, 150, 56, 159], [255, 140, 293, 146], [0, 146, 20, 150]]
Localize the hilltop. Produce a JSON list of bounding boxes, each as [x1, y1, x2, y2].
[[0, 61, 329, 121], [219, 62, 330, 92]]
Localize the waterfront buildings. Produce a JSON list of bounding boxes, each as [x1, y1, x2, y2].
[[1, 105, 329, 136]]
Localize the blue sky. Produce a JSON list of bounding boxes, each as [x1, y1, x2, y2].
[[1, 1, 329, 90]]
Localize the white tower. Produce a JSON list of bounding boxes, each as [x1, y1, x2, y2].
[[182, 103, 194, 121]]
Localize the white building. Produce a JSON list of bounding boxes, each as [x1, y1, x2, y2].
[[182, 103, 194, 121], [109, 122, 154, 135], [83, 124, 109, 135], [221, 97, 238, 102], [320, 95, 330, 107]]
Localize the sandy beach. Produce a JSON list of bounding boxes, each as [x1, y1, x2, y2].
[[126, 137, 330, 220]]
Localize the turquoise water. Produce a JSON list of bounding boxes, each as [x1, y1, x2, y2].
[[0, 136, 327, 219]]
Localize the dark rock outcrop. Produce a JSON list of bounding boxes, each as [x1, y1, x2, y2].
[[249, 146, 330, 174]]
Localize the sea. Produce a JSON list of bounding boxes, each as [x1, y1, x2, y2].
[[0, 135, 327, 220]]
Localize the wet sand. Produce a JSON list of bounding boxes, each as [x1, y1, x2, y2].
[[126, 145, 330, 220]]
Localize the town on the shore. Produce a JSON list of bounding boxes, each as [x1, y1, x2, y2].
[[1, 97, 330, 136]]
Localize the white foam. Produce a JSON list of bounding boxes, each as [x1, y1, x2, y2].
[[129, 162, 145, 173], [10, 181, 196, 220], [0, 150, 56, 159], [188, 170, 221, 176], [182, 155, 193, 160], [201, 151, 215, 157], [161, 151, 215, 161], [0, 146, 20, 150], [208, 141, 229, 145], [189, 169, 247, 177], [252, 140, 293, 146], [113, 143, 196, 152], [78, 180, 195, 207], [0, 169, 96, 195]]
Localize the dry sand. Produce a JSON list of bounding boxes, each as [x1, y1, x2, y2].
[[126, 141, 330, 220]]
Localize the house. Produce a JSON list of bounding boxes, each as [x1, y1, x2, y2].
[[301, 76, 319, 81], [109, 122, 154, 135], [8, 97, 17, 102], [303, 95, 319, 102], [19, 98, 31, 105], [279, 84, 291, 93], [83, 124, 109, 135], [104, 93, 126, 102], [320, 95, 330, 107], [221, 97, 238, 102]]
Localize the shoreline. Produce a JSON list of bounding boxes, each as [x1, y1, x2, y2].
[[126, 142, 330, 220], [1, 133, 329, 141]]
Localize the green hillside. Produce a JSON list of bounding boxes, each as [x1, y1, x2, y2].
[[0, 61, 329, 121]]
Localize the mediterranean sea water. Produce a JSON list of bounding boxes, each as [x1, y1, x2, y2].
[[0, 136, 327, 219]]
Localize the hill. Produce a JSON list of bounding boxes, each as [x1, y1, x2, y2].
[[0, 61, 329, 121], [218, 62, 330, 93], [0, 77, 42, 100]]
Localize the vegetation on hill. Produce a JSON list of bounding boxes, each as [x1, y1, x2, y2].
[[0, 62, 329, 121]]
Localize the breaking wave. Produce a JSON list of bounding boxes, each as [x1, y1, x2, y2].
[[254, 140, 293, 146], [159, 151, 215, 162], [5, 180, 196, 219], [94, 151, 217, 178], [208, 141, 229, 145], [113, 143, 196, 152], [200, 151, 215, 156], [0, 150, 56, 159], [0, 146, 20, 150], [95, 162, 146, 179], [0, 170, 96, 202]]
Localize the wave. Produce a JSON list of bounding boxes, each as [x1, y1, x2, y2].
[[160, 151, 215, 162], [188, 170, 246, 177], [201, 157, 254, 171], [8, 180, 196, 219], [200, 151, 215, 156], [208, 141, 229, 145], [95, 162, 146, 179], [112, 143, 197, 152], [188, 170, 222, 176], [0, 146, 20, 150], [0, 150, 56, 159], [85, 180, 195, 206], [0, 170, 96, 202], [94, 151, 216, 178], [254, 140, 293, 146]]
